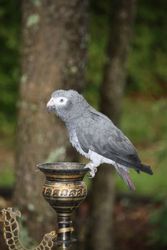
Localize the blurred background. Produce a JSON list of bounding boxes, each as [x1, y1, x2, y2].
[[0, 0, 167, 249]]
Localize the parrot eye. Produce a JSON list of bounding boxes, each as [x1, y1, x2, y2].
[[54, 96, 68, 106]]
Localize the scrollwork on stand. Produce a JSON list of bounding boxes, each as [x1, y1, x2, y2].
[[1, 208, 56, 250]]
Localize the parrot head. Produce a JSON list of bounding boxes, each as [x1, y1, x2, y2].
[[47, 89, 88, 122]]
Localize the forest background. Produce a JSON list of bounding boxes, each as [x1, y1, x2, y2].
[[0, 0, 167, 249]]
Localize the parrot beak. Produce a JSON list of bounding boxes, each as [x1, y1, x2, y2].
[[47, 97, 56, 112]]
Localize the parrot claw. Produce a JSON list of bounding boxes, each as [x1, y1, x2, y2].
[[89, 170, 96, 178], [84, 163, 97, 178]]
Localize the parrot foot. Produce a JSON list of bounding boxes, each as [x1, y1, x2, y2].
[[84, 163, 97, 178]]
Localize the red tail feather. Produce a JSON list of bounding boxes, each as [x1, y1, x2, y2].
[[115, 165, 135, 191]]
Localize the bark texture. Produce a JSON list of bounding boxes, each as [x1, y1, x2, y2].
[[88, 0, 137, 250], [13, 0, 88, 240]]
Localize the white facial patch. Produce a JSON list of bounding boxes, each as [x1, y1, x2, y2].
[[47, 96, 68, 108]]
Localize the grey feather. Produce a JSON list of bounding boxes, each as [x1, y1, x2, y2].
[[75, 107, 145, 172]]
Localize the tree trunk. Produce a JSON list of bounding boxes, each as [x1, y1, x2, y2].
[[88, 0, 137, 249], [13, 0, 88, 241], [101, 0, 137, 124]]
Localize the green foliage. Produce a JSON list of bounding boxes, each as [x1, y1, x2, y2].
[[127, 0, 167, 94], [86, 0, 167, 96], [0, 0, 21, 133]]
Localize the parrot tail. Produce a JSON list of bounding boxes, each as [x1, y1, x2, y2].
[[139, 163, 153, 175], [115, 165, 136, 191]]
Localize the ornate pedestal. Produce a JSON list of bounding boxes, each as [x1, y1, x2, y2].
[[38, 162, 89, 249], [2, 162, 89, 250]]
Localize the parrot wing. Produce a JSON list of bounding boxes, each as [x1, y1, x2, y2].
[[75, 107, 153, 175]]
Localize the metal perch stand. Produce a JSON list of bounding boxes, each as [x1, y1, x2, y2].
[[2, 162, 89, 250]]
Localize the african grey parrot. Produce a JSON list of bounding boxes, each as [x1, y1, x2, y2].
[[47, 89, 153, 191]]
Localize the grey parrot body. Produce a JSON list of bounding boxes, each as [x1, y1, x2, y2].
[[47, 89, 153, 191]]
